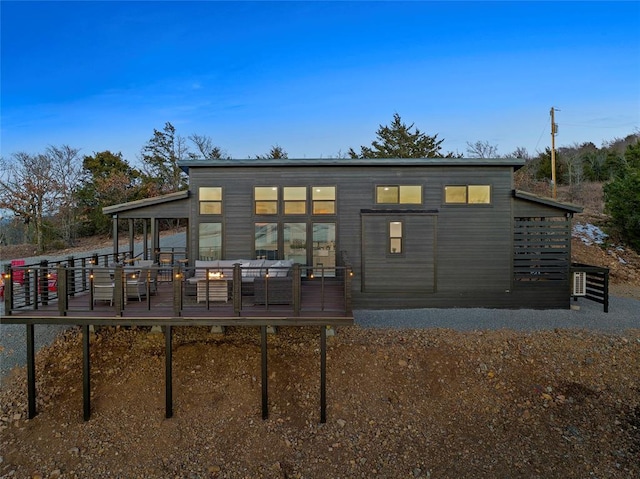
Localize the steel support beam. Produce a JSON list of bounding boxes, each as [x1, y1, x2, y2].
[[26, 324, 37, 419], [261, 326, 268, 420], [82, 324, 91, 421], [320, 325, 327, 423], [165, 325, 173, 418]]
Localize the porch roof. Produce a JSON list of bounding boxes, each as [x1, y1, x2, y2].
[[102, 190, 190, 218], [514, 190, 583, 214]]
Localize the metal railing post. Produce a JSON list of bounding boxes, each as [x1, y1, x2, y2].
[[3, 266, 12, 315], [292, 264, 301, 316], [114, 265, 124, 315], [67, 256, 76, 296], [173, 266, 182, 316], [233, 263, 242, 315], [345, 266, 353, 314], [40, 260, 49, 306], [57, 265, 68, 316], [24, 268, 31, 307]]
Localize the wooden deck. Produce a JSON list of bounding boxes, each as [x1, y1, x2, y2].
[[3, 277, 353, 322]]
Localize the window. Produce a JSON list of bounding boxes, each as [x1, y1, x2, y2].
[[313, 223, 336, 277], [312, 186, 336, 215], [376, 185, 422, 204], [284, 222, 307, 265], [199, 187, 222, 214], [444, 185, 491, 204], [284, 187, 307, 215], [389, 221, 403, 254], [468, 185, 491, 204], [199, 223, 222, 260], [255, 187, 278, 215], [255, 223, 278, 259]]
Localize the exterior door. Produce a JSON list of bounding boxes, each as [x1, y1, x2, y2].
[[361, 213, 436, 293], [312, 223, 336, 277]]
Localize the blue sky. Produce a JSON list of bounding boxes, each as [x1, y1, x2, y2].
[[2, 1, 639, 163]]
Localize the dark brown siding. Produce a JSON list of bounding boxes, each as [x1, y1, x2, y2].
[[187, 164, 570, 309]]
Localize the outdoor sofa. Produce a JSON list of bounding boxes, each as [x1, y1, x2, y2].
[[185, 259, 294, 303]]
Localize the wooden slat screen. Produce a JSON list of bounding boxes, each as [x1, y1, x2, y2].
[[514, 217, 570, 281]]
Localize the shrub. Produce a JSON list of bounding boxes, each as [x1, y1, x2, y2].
[[603, 167, 640, 251]]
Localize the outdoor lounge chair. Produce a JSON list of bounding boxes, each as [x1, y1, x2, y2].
[[125, 270, 147, 301], [92, 269, 115, 306], [137, 260, 157, 295]]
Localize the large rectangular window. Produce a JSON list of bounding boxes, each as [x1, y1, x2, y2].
[[255, 187, 278, 215], [284, 222, 307, 265], [444, 185, 491, 204], [376, 185, 422, 204], [312, 223, 336, 277], [199, 187, 222, 215], [284, 187, 307, 215], [255, 223, 278, 259], [312, 186, 336, 215], [199, 223, 222, 260]]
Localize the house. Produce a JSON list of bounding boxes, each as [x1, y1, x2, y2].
[[103, 158, 582, 310]]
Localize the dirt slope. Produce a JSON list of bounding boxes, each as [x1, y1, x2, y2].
[[1, 325, 639, 479]]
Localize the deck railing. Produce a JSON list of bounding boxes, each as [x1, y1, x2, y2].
[[3, 261, 353, 317], [2, 251, 135, 312]]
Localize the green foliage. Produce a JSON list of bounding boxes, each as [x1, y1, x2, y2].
[[76, 151, 143, 235], [532, 147, 567, 185], [603, 141, 640, 251], [348, 113, 450, 158], [256, 145, 288, 159], [527, 135, 640, 186]]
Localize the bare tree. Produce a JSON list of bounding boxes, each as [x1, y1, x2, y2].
[[47, 145, 82, 245], [140, 122, 189, 195], [188, 134, 230, 160], [0, 152, 57, 252], [466, 140, 500, 158], [0, 145, 82, 252], [509, 146, 531, 161]]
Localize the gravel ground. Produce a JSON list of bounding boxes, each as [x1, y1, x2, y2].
[[2, 294, 638, 386], [355, 295, 640, 333]]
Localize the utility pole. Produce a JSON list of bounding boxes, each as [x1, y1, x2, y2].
[[550, 107, 558, 198]]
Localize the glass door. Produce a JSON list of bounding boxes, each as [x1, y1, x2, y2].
[[312, 223, 336, 277], [255, 223, 278, 259], [284, 223, 307, 264]]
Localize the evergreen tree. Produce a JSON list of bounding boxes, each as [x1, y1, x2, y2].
[[76, 151, 143, 235], [604, 140, 640, 251], [256, 145, 288, 159], [348, 113, 449, 159]]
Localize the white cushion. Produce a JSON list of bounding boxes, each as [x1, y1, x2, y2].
[[267, 260, 287, 277], [242, 260, 265, 278]]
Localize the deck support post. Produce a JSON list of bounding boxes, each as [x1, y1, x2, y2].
[[26, 323, 37, 419], [165, 325, 173, 418], [261, 325, 268, 420], [82, 324, 91, 421], [320, 325, 327, 423]]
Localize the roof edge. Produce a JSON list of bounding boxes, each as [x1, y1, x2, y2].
[[103, 190, 190, 215], [178, 157, 525, 173], [513, 190, 583, 214]]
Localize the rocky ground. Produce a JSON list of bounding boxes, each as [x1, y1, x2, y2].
[[1, 325, 639, 479], [1, 205, 640, 478]]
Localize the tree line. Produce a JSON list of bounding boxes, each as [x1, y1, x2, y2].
[[1, 114, 638, 253]]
